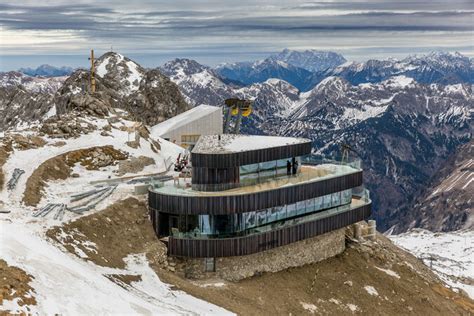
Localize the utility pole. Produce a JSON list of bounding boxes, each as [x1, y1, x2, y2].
[[88, 49, 96, 93]]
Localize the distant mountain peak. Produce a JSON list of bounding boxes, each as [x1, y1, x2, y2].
[[160, 58, 210, 77], [270, 49, 347, 72], [19, 64, 74, 77]]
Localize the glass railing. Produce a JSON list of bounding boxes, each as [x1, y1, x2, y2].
[[150, 155, 361, 196], [170, 189, 371, 240]]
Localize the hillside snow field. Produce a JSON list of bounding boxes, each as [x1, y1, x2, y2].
[[0, 111, 231, 315], [390, 229, 474, 299]]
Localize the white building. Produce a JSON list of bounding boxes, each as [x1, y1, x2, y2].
[[150, 105, 223, 148]]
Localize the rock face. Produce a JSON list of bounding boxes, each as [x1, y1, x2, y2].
[[0, 71, 66, 94], [394, 141, 474, 232], [0, 52, 190, 130], [55, 52, 189, 126], [0, 86, 54, 130], [0, 72, 64, 129]]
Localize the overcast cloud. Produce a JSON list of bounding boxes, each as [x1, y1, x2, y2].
[[0, 0, 472, 70]]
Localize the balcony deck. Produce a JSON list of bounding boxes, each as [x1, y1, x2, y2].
[[151, 163, 359, 197]]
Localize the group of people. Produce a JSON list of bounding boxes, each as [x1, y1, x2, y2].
[[286, 157, 299, 175]]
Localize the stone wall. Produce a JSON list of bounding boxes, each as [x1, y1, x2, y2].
[[180, 228, 346, 281]]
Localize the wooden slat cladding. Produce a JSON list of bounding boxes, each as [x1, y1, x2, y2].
[[149, 171, 362, 215], [167, 203, 371, 257], [192, 166, 240, 187], [192, 141, 312, 168]]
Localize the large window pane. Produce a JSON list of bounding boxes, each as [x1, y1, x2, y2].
[[306, 198, 316, 213], [257, 211, 267, 226], [287, 203, 297, 218], [277, 159, 290, 176], [332, 192, 341, 206], [268, 207, 279, 223], [314, 196, 323, 210], [296, 201, 306, 215], [323, 194, 332, 209]]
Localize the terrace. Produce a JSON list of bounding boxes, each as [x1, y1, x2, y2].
[[150, 157, 361, 197]]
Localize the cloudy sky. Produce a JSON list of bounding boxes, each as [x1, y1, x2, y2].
[[0, 0, 472, 70]]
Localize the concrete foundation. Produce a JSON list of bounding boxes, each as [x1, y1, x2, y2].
[[179, 228, 346, 281]]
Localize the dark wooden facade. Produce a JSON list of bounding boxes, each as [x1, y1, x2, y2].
[[167, 203, 371, 257], [149, 170, 362, 215], [192, 166, 240, 191], [191, 141, 312, 169]]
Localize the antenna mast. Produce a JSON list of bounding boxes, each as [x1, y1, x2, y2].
[[88, 49, 96, 93]]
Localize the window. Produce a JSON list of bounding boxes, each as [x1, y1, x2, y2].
[[287, 203, 297, 218], [259, 161, 277, 179], [181, 134, 200, 144], [306, 198, 316, 213], [296, 201, 306, 215], [323, 194, 332, 209], [277, 159, 290, 176], [257, 211, 267, 226], [332, 192, 341, 206]]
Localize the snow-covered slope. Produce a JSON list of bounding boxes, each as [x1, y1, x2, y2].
[[390, 229, 474, 299], [0, 108, 233, 314], [0, 223, 231, 315]]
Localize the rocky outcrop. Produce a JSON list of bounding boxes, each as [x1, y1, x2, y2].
[[126, 69, 189, 125], [54, 53, 189, 126], [0, 86, 54, 130], [0, 52, 189, 130], [394, 141, 474, 232]]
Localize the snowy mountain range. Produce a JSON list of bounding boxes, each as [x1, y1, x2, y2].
[[160, 56, 472, 232], [216, 50, 473, 90], [326, 52, 473, 85], [216, 58, 315, 91], [19, 64, 74, 77]]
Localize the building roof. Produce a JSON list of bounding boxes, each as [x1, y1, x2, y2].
[[150, 104, 222, 138], [192, 134, 311, 154]]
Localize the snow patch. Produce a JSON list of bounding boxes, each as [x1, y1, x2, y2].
[[300, 302, 318, 313], [364, 285, 379, 296], [391, 229, 474, 299], [375, 266, 401, 279], [96, 56, 110, 78]]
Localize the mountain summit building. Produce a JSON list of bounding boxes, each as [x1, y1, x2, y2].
[[148, 134, 371, 260]]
